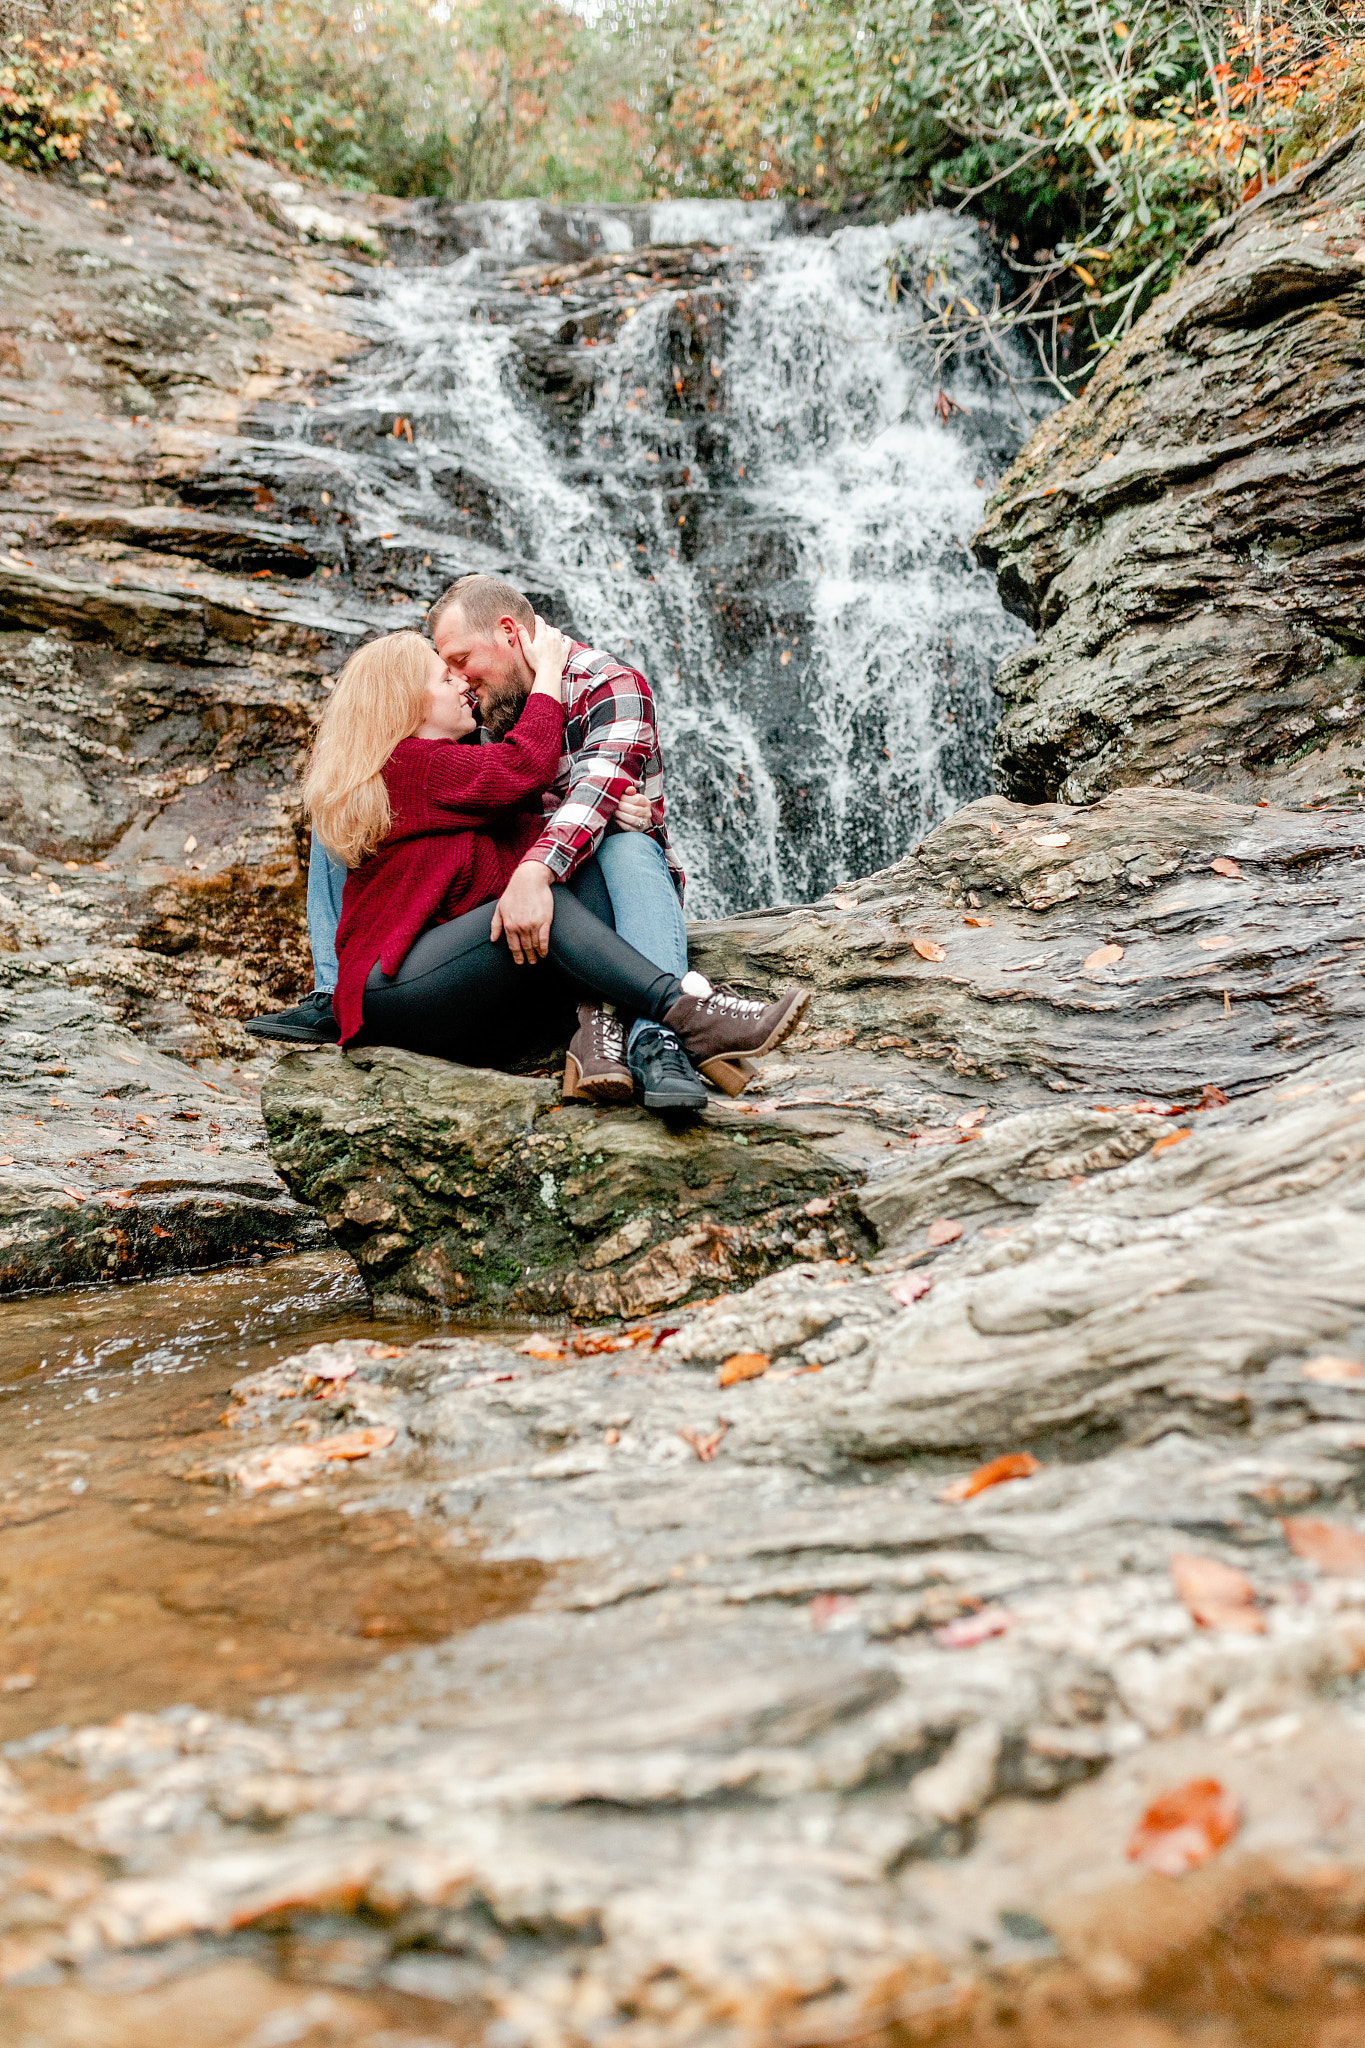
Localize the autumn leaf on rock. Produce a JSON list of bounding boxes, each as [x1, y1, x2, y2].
[[1150, 1128, 1191, 1155], [956, 1106, 988, 1129], [679, 1422, 729, 1462], [517, 1336, 565, 1360], [1031, 832, 1071, 848], [935, 1606, 1013, 1648], [912, 937, 947, 962], [831, 895, 859, 911], [1171, 1553, 1264, 1633], [941, 1452, 1041, 1502], [1302, 1355, 1364, 1383], [1083, 943, 1124, 972], [1210, 857, 1243, 878], [1199, 1084, 1229, 1109], [925, 1217, 962, 1247], [963, 914, 993, 927], [887, 1274, 932, 1306], [1281, 1517, 1365, 1575], [1127, 1779, 1240, 1875], [718, 1352, 769, 1387]]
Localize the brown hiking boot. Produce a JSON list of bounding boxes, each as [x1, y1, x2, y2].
[[563, 1003, 634, 1105], [662, 978, 809, 1096]]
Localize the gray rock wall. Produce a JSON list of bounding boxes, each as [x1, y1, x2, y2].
[[976, 126, 1365, 809]]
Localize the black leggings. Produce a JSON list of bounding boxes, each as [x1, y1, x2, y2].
[[359, 857, 682, 1064]]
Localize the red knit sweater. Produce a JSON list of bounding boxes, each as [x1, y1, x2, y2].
[[332, 694, 566, 1045]]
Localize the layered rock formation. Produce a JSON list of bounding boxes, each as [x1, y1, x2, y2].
[[977, 125, 1365, 809]]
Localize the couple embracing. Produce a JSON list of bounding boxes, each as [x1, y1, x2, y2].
[[247, 573, 808, 1115]]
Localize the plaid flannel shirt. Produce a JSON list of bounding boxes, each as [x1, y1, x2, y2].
[[524, 642, 683, 895]]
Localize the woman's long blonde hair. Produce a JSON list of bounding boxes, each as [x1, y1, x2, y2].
[[303, 631, 433, 867]]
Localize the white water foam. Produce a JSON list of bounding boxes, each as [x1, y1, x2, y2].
[[305, 207, 1044, 913]]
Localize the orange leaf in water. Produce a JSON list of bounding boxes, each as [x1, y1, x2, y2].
[[925, 1217, 962, 1246], [1210, 856, 1242, 878], [1171, 1553, 1264, 1633], [718, 1352, 769, 1387], [1150, 1128, 1191, 1155], [1302, 1354, 1364, 1383], [1281, 1517, 1365, 1575], [1082, 943, 1124, 972], [941, 1452, 1041, 1503], [1128, 1779, 1240, 1875], [912, 937, 947, 962]]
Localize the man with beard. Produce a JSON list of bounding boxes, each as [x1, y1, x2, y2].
[[247, 575, 724, 1110]]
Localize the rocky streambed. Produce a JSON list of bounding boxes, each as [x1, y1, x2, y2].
[[4, 134, 1365, 2047]]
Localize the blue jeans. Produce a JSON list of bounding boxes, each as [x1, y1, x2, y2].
[[307, 828, 686, 1046]]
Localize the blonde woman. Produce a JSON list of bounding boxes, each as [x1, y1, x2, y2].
[[303, 625, 809, 1105]]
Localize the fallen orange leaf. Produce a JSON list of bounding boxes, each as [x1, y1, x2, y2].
[[926, 1217, 962, 1246], [1128, 1779, 1240, 1875], [679, 1421, 729, 1461], [718, 1351, 769, 1387], [1150, 1128, 1191, 1155], [1281, 1517, 1365, 1575], [1302, 1354, 1364, 1383], [887, 1274, 932, 1306], [831, 895, 859, 910], [935, 1606, 1013, 1648], [1031, 832, 1071, 848], [1171, 1553, 1264, 1633], [912, 937, 947, 962], [941, 1451, 1041, 1502], [1083, 943, 1124, 972], [956, 1105, 988, 1129], [1199, 1084, 1229, 1108], [1210, 857, 1242, 878], [517, 1336, 566, 1359], [962, 914, 994, 927]]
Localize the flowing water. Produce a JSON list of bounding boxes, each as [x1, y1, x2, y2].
[[292, 202, 1045, 913]]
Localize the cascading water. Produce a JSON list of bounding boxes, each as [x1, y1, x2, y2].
[[280, 202, 1047, 914]]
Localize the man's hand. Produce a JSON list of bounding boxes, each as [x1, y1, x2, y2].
[[491, 860, 555, 964]]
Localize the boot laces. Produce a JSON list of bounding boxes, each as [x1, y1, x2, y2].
[[703, 988, 767, 1019]]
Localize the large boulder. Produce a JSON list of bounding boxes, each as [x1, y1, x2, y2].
[[976, 127, 1365, 808], [262, 1044, 870, 1317]]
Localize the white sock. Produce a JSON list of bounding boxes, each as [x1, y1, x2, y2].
[[680, 971, 712, 997]]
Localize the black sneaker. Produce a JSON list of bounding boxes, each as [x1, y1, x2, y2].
[[243, 989, 340, 1044], [627, 1024, 708, 1113]]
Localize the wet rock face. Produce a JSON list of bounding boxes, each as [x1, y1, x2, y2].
[[263, 1046, 867, 1317], [976, 129, 1365, 809]]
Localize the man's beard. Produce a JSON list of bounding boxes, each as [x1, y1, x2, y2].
[[477, 671, 528, 739]]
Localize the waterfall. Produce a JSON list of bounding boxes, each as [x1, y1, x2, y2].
[[297, 203, 1044, 915]]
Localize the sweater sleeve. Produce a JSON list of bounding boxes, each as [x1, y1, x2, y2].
[[418, 696, 565, 824]]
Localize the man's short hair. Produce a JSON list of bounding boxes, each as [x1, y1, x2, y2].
[[428, 574, 534, 640]]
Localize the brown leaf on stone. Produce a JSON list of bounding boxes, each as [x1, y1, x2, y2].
[[1171, 1553, 1264, 1633], [679, 1421, 729, 1461], [1082, 943, 1124, 972], [831, 895, 859, 910], [1281, 1517, 1365, 1575], [1302, 1354, 1364, 1383], [1128, 1779, 1240, 1875], [956, 1105, 989, 1129], [912, 937, 947, 962], [926, 1218, 963, 1246], [941, 1452, 1041, 1503], [1210, 856, 1243, 878], [962, 914, 994, 926], [718, 1352, 769, 1387], [1199, 1084, 1229, 1108], [1150, 1128, 1192, 1155]]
